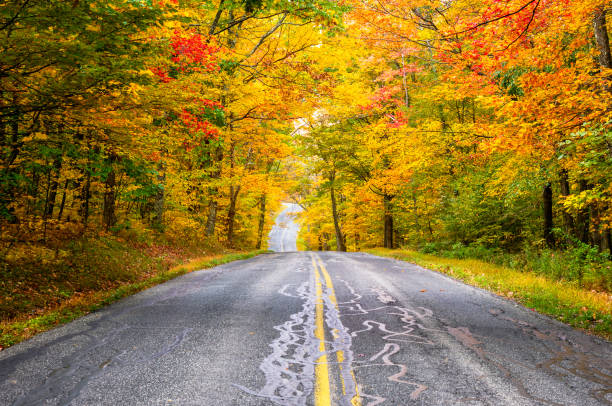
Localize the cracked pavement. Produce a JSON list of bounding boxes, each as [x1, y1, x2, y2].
[[0, 206, 610, 405]]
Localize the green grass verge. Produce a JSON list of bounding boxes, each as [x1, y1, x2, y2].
[[0, 250, 266, 349], [367, 248, 612, 340]]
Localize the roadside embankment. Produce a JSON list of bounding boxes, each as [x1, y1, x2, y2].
[[367, 248, 612, 340], [1, 237, 265, 349]]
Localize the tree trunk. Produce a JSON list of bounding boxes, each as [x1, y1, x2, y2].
[[383, 194, 394, 249], [3, 104, 21, 174], [80, 169, 91, 227], [543, 183, 554, 248], [594, 8, 612, 70], [330, 175, 346, 252], [226, 185, 240, 246], [321, 233, 329, 250], [255, 194, 266, 249], [57, 179, 68, 221], [103, 159, 117, 231], [559, 169, 574, 235], [42, 166, 52, 233], [603, 228, 612, 256], [590, 205, 602, 249], [205, 199, 218, 237], [45, 155, 62, 218]]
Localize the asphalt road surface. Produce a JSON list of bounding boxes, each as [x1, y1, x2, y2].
[[0, 210, 611, 405]]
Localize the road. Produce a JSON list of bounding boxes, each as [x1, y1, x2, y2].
[[267, 202, 302, 252], [0, 210, 611, 405]]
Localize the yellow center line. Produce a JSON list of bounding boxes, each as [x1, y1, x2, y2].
[[313, 257, 331, 406], [316, 256, 362, 406]]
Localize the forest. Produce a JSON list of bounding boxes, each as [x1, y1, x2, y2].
[[0, 0, 610, 344]]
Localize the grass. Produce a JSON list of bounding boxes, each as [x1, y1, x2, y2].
[[367, 248, 612, 340], [0, 245, 266, 350]]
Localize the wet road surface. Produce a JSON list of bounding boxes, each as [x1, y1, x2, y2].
[[0, 209, 611, 405]]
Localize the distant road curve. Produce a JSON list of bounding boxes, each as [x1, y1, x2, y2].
[[267, 202, 302, 252]]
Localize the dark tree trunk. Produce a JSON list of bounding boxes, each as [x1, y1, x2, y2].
[[383, 194, 394, 249], [225, 141, 239, 246], [3, 107, 21, 173], [559, 169, 574, 234], [330, 175, 346, 252], [205, 146, 223, 237], [57, 179, 68, 221], [593, 10, 611, 251], [42, 167, 52, 225], [590, 205, 602, 249], [594, 8, 612, 70], [45, 155, 62, 218], [543, 183, 554, 247], [205, 199, 218, 237], [255, 194, 266, 249], [603, 228, 612, 256], [226, 185, 240, 246], [321, 233, 330, 250], [103, 157, 117, 231], [80, 169, 91, 226]]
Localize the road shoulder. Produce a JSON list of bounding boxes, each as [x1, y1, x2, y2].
[[366, 248, 612, 341]]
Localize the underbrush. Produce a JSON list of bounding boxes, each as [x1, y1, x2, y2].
[[0, 229, 264, 349], [420, 241, 612, 292]]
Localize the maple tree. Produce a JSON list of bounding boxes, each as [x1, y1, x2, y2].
[[0, 0, 345, 258], [296, 0, 611, 266]]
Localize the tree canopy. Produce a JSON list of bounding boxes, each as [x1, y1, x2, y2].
[[0, 0, 610, 264]]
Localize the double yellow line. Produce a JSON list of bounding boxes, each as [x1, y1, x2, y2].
[[312, 255, 361, 406]]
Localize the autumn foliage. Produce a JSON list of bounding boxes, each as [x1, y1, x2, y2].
[[0, 0, 346, 326], [0, 0, 610, 327], [295, 0, 611, 288]]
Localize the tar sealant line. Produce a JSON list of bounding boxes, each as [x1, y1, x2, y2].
[[234, 259, 319, 405], [335, 278, 363, 305], [371, 287, 395, 304], [236, 254, 362, 406], [337, 276, 432, 402], [368, 343, 428, 400], [339, 254, 546, 404]]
